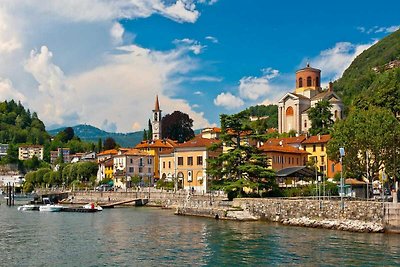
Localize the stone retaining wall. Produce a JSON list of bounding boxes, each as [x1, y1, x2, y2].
[[232, 198, 384, 223]]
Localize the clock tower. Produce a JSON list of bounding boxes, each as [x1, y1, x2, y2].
[[152, 95, 162, 140]]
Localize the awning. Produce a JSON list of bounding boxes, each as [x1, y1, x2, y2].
[[275, 166, 319, 178]]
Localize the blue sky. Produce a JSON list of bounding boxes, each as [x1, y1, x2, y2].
[[0, 1, 399, 133]]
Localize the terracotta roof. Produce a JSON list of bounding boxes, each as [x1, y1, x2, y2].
[[19, 145, 44, 148], [176, 135, 220, 148], [302, 134, 331, 144], [260, 144, 310, 154], [122, 148, 149, 156], [265, 135, 307, 146], [135, 139, 177, 149], [296, 64, 321, 73], [97, 149, 119, 156], [159, 149, 174, 155]]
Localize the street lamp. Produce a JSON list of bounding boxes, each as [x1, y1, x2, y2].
[[339, 147, 345, 210]]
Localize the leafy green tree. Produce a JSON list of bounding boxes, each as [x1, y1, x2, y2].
[[327, 106, 400, 180], [207, 113, 275, 199], [161, 111, 195, 142], [308, 99, 334, 135]]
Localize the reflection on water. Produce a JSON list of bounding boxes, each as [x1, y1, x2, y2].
[[1, 203, 400, 266]]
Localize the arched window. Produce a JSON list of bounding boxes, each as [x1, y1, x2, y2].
[[307, 76, 312, 87], [316, 77, 320, 87], [304, 120, 307, 128], [334, 110, 338, 119], [286, 106, 293, 116], [298, 77, 303, 88]]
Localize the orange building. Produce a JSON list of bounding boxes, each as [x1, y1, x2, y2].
[[159, 135, 220, 192], [260, 144, 309, 171]]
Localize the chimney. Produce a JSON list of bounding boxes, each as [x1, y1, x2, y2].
[[318, 134, 321, 141], [328, 81, 333, 92]]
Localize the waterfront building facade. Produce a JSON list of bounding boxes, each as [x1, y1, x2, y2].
[[159, 135, 220, 193], [50, 147, 71, 164], [259, 143, 309, 171], [278, 64, 344, 134], [301, 134, 341, 178], [18, 145, 44, 160]]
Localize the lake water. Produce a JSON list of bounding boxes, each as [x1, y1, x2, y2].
[[1, 201, 400, 266]]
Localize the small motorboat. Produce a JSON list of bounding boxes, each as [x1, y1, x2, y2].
[[83, 202, 103, 211], [39, 197, 63, 212], [17, 204, 39, 211]]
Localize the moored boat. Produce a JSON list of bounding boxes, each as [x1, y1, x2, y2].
[[39, 197, 63, 212], [17, 204, 39, 211], [83, 202, 103, 211]]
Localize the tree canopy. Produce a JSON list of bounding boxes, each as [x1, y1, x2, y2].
[[307, 99, 334, 135], [161, 111, 195, 142], [207, 113, 275, 199], [327, 106, 400, 181]]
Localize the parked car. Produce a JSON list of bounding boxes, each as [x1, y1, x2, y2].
[[95, 184, 113, 191]]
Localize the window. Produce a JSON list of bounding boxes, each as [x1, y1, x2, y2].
[[321, 144, 324, 151], [321, 156, 325, 164], [304, 120, 307, 128], [130, 159, 133, 164], [187, 156, 193, 165], [139, 158, 143, 166], [148, 167, 151, 174], [197, 156, 203, 165], [139, 167, 143, 173], [297, 158, 299, 165], [303, 145, 306, 151], [129, 167, 134, 173], [334, 110, 338, 119], [298, 77, 303, 87], [163, 162, 165, 168], [178, 157, 183, 166], [286, 106, 294, 116], [313, 145, 316, 152], [148, 158, 152, 164], [331, 163, 335, 173], [307, 76, 312, 87], [168, 161, 171, 168], [316, 77, 320, 87]]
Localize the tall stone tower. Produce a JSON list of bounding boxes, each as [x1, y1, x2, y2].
[[152, 95, 162, 140]]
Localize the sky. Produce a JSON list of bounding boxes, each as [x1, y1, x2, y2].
[[0, 0, 399, 133]]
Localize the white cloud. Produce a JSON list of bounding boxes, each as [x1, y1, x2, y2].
[[14, 0, 201, 24], [0, 1, 216, 132], [0, 77, 25, 102], [191, 76, 222, 82], [357, 25, 400, 34], [309, 41, 376, 80], [0, 8, 22, 54], [110, 22, 125, 45], [238, 68, 279, 100], [24, 46, 80, 126], [197, 0, 219, 5], [205, 36, 218, 43], [194, 91, 203, 95], [214, 92, 244, 109], [174, 38, 206, 55]]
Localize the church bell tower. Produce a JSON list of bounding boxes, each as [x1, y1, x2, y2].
[[152, 95, 162, 140]]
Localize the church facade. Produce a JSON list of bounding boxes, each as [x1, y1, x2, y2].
[[278, 64, 344, 134]]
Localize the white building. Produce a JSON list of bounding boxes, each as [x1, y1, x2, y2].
[[278, 64, 344, 134], [18, 145, 44, 160]]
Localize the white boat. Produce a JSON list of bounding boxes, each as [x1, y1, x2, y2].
[[39, 204, 63, 212], [17, 204, 38, 211], [83, 202, 103, 211], [39, 197, 63, 212]]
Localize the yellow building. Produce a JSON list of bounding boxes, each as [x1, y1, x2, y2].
[[159, 135, 220, 192], [301, 134, 341, 178]]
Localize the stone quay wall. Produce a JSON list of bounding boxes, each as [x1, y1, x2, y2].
[[232, 198, 386, 232], [69, 190, 227, 207]]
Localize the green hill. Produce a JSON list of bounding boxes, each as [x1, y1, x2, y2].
[[334, 29, 400, 107], [48, 124, 143, 148]]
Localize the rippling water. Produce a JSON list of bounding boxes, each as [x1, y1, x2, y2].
[[1, 201, 400, 266]]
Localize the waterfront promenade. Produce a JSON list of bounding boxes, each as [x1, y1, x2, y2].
[[43, 188, 400, 233]]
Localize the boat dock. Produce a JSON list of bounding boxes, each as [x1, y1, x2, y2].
[[100, 198, 147, 208]]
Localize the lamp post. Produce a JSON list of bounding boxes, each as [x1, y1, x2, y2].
[[339, 147, 345, 210]]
